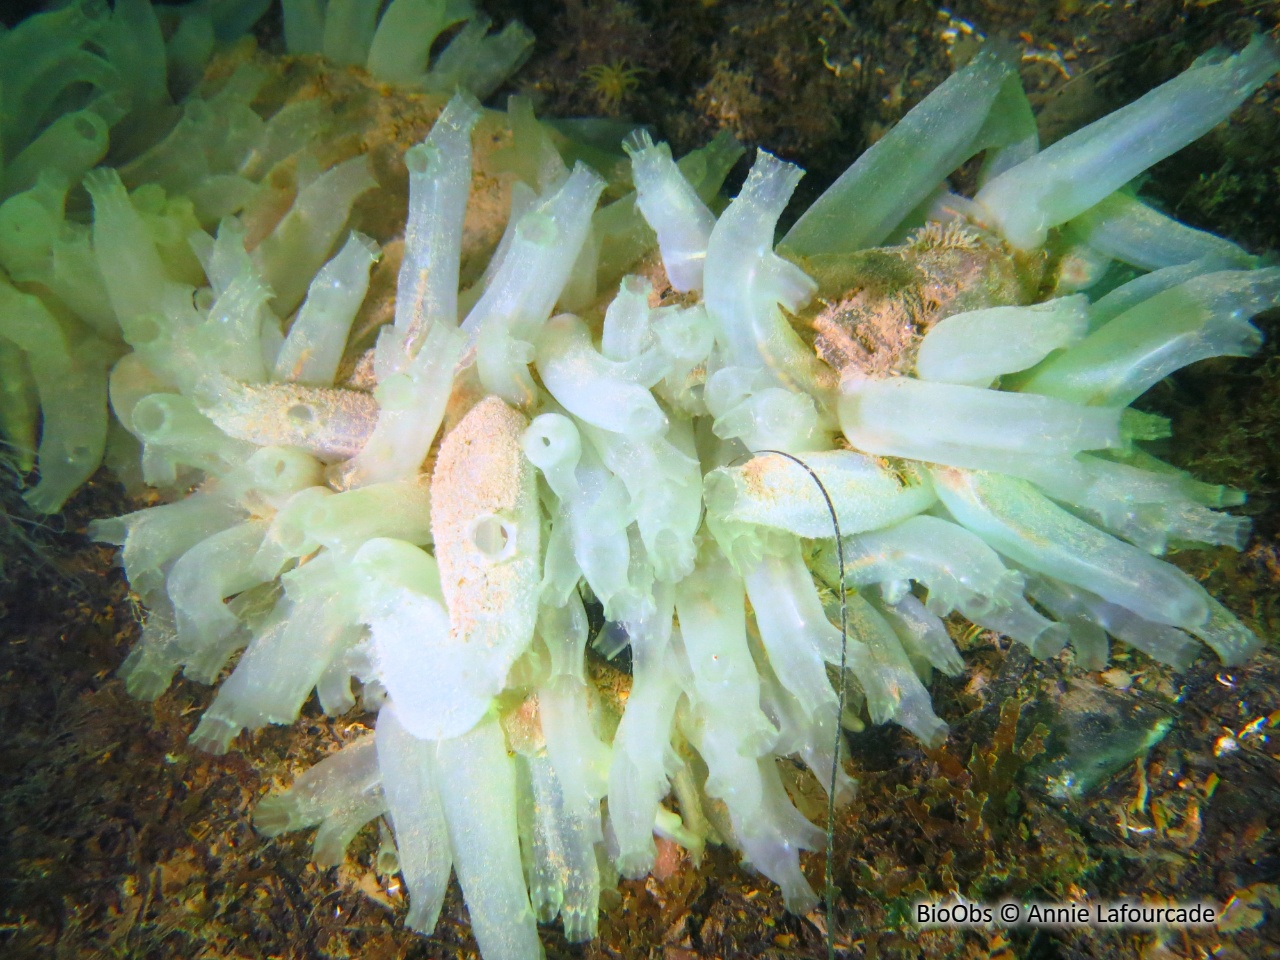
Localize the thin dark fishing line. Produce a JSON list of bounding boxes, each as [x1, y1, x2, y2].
[[735, 449, 848, 960]]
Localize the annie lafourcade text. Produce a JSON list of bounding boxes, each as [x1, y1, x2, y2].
[[915, 901, 1220, 928]]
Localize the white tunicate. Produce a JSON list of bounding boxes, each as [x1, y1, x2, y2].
[[91, 492, 244, 604], [131, 392, 252, 484], [365, 0, 457, 83], [465, 163, 605, 404], [654, 307, 711, 364], [686, 725, 824, 915], [522, 413, 581, 500], [873, 592, 964, 677], [1018, 269, 1277, 406], [85, 167, 175, 323], [582, 420, 701, 582], [820, 512, 1067, 658], [742, 540, 840, 721], [703, 149, 826, 394], [536, 313, 669, 439], [624, 131, 718, 293], [520, 751, 602, 941], [193, 376, 377, 463], [1069, 191, 1256, 272], [196, 264, 276, 382], [840, 375, 1124, 468], [311, 479, 433, 551], [251, 153, 378, 314], [394, 92, 482, 349], [339, 320, 463, 486], [1030, 453, 1250, 555], [374, 705, 453, 933], [932, 466, 1212, 630], [705, 449, 936, 540], [951, 589, 1068, 659], [354, 538, 502, 741], [1086, 257, 1237, 330], [1023, 576, 1111, 671], [434, 714, 543, 960], [675, 544, 823, 913], [364, 581, 483, 740], [2, 108, 109, 197], [531, 599, 608, 940], [274, 231, 379, 385], [0, 278, 113, 512], [1189, 596, 1262, 665], [831, 514, 1023, 616], [600, 274, 656, 361], [429, 398, 542, 735], [915, 295, 1088, 387], [740, 539, 855, 803], [250, 486, 332, 580], [189, 552, 364, 752], [255, 734, 386, 867], [422, 18, 535, 101], [977, 36, 1280, 249], [233, 446, 326, 508], [167, 519, 268, 662], [607, 585, 684, 878], [704, 365, 828, 453], [782, 48, 1023, 257], [842, 593, 949, 748], [559, 446, 639, 621], [1026, 576, 1193, 670], [675, 546, 775, 753]]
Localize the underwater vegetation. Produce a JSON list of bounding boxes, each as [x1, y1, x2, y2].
[[2, 2, 1279, 959]]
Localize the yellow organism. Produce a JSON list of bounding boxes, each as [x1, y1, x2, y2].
[[582, 59, 647, 112]]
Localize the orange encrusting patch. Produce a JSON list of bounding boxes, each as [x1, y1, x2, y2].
[[429, 396, 539, 652]]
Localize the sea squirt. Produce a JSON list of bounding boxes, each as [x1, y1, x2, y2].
[[2, 4, 1276, 958]]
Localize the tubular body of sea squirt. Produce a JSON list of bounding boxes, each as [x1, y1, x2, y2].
[[33, 8, 1275, 960], [421, 395, 542, 740]]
